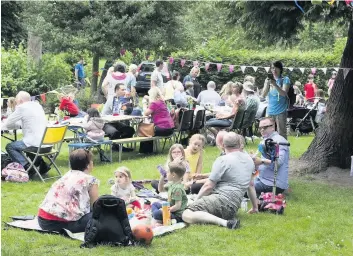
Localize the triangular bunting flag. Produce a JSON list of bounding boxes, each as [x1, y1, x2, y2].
[[180, 59, 186, 67], [264, 67, 270, 73], [252, 66, 258, 72], [343, 68, 351, 79], [0, 98, 3, 106], [240, 66, 247, 73], [288, 67, 294, 72], [299, 68, 305, 74], [334, 67, 339, 72], [169, 57, 174, 65], [321, 68, 327, 74], [217, 63, 222, 72], [205, 62, 210, 71], [229, 65, 234, 73], [311, 68, 317, 75], [40, 94, 46, 103], [193, 61, 199, 67], [31, 96, 36, 101]]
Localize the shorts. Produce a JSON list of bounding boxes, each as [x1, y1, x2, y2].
[[186, 194, 237, 220]]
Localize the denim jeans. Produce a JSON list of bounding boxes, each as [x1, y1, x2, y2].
[[151, 202, 183, 223], [206, 118, 232, 128], [5, 140, 28, 166], [254, 177, 285, 197]]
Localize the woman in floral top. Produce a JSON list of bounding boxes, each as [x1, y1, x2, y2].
[[38, 149, 99, 233]]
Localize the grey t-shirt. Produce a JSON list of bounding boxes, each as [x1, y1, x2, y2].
[[209, 151, 255, 207], [151, 69, 164, 89]]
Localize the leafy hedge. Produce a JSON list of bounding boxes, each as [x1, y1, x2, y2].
[[170, 37, 346, 92], [1, 44, 73, 97]]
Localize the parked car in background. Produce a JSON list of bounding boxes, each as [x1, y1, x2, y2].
[[135, 61, 171, 93]]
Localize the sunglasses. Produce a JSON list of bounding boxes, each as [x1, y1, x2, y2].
[[259, 124, 273, 131]]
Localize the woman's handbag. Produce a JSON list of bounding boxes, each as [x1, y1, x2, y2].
[[137, 123, 155, 137]]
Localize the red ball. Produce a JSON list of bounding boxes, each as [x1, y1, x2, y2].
[[132, 225, 154, 245]]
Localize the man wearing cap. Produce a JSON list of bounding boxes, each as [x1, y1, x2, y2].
[[242, 81, 260, 139], [182, 132, 255, 229]]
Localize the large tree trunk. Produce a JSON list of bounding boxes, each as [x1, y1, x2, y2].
[[91, 52, 99, 96], [300, 20, 353, 172]]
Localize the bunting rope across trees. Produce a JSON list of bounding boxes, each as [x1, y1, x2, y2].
[[1, 84, 77, 104], [167, 57, 352, 79]]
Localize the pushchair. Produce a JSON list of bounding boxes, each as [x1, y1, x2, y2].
[[287, 97, 325, 137]]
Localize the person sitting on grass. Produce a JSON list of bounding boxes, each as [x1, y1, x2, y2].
[[184, 134, 205, 177], [152, 160, 188, 224], [251, 117, 289, 198], [151, 144, 191, 193], [111, 166, 141, 210], [182, 132, 255, 229], [38, 149, 99, 233]]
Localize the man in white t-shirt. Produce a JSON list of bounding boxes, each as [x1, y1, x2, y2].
[[151, 60, 164, 91], [5, 91, 50, 174], [197, 81, 221, 106]]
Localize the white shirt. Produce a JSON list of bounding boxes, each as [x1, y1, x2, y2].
[[111, 183, 135, 201], [197, 89, 222, 106], [151, 69, 164, 89], [6, 101, 47, 147]]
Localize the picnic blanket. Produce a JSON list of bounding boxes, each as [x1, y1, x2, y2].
[[6, 217, 187, 242], [5, 195, 190, 242]]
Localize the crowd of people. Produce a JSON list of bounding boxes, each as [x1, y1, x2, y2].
[[2, 58, 333, 234]]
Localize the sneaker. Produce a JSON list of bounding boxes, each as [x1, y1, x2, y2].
[[226, 219, 241, 230]]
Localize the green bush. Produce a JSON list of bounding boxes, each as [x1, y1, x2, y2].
[[170, 39, 344, 92], [1, 44, 72, 97]]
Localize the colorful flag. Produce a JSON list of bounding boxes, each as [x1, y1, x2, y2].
[[181, 59, 186, 67], [169, 57, 174, 65], [299, 68, 305, 74], [40, 94, 46, 103], [311, 68, 317, 75], [343, 68, 351, 79], [252, 66, 258, 72], [217, 63, 222, 72], [321, 68, 327, 74], [229, 65, 234, 73], [205, 62, 210, 71], [193, 61, 199, 67], [264, 67, 270, 73], [240, 66, 247, 73]]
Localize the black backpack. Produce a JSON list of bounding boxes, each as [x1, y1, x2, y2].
[[81, 195, 135, 248], [1, 153, 12, 170]]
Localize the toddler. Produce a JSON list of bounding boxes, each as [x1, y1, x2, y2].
[[152, 160, 188, 223], [82, 108, 105, 141], [111, 167, 141, 209]]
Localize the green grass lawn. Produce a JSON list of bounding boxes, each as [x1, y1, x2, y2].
[[1, 134, 353, 255]]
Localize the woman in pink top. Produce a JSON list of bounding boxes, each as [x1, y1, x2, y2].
[[140, 87, 174, 153]]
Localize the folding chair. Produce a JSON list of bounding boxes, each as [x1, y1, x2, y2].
[[175, 109, 194, 143], [21, 124, 68, 182], [227, 107, 246, 133], [240, 107, 258, 144], [192, 109, 206, 133]]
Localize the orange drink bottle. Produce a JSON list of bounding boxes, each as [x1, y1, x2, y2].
[[162, 202, 171, 226]]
